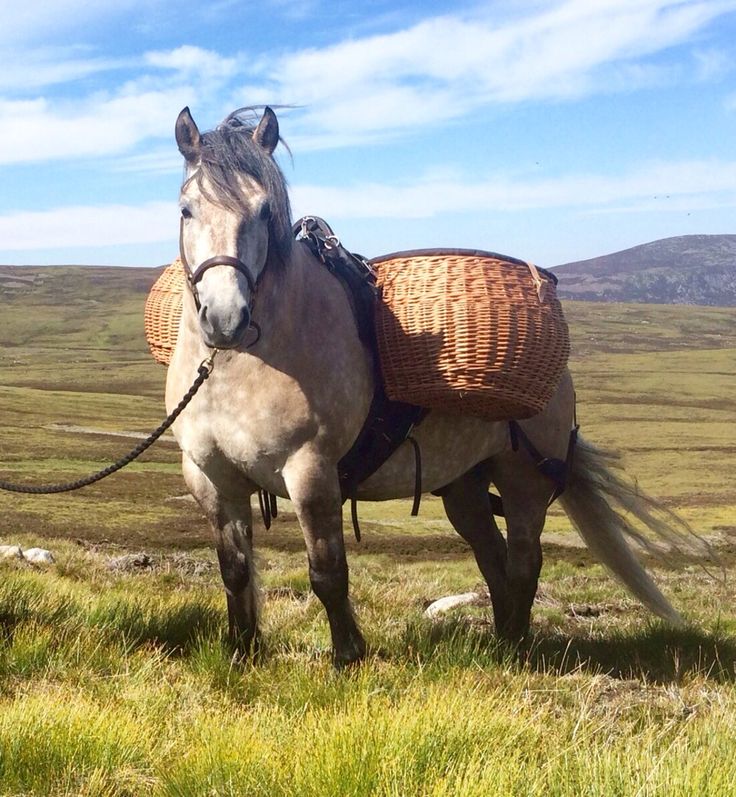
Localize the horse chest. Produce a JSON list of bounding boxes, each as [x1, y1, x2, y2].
[[173, 373, 314, 493]]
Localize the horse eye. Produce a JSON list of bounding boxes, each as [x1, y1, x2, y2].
[[259, 202, 271, 221], [180, 206, 193, 220]]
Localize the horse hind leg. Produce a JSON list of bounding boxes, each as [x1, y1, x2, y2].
[[182, 455, 260, 656], [489, 452, 552, 642], [439, 460, 512, 634]]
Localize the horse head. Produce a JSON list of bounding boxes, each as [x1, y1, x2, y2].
[[175, 106, 292, 349]]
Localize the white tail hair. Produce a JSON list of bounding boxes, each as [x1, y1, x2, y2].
[[559, 435, 714, 625]]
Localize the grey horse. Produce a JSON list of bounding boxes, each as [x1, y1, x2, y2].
[[167, 105, 687, 666]]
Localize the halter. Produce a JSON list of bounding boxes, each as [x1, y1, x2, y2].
[[178, 217, 259, 312]]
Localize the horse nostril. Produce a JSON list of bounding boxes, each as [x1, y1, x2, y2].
[[198, 305, 212, 331]]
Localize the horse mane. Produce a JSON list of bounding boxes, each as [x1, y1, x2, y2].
[[192, 107, 293, 264]]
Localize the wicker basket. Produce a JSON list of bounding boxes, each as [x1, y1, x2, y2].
[[372, 249, 569, 421], [144, 258, 186, 366], [143, 250, 570, 421]]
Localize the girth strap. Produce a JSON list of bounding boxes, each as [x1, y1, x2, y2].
[[407, 437, 423, 517], [254, 218, 427, 538], [484, 420, 578, 517], [348, 431, 424, 543], [258, 489, 278, 530]]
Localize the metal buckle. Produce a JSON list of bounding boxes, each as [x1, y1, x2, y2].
[[297, 216, 316, 240], [198, 349, 218, 375]]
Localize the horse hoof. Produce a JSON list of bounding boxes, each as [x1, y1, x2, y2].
[[227, 628, 261, 663], [496, 622, 531, 648], [333, 652, 364, 670], [332, 638, 367, 669]]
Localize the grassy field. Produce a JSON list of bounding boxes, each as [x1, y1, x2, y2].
[[1, 267, 736, 795]]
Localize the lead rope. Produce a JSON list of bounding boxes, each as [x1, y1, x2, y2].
[[0, 351, 217, 494]]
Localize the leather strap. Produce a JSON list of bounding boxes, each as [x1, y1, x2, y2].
[[189, 256, 257, 293], [508, 420, 579, 507], [294, 216, 429, 542], [257, 490, 279, 532], [407, 436, 422, 517]]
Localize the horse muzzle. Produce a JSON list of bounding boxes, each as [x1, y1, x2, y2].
[[198, 301, 252, 349], [183, 255, 259, 350]]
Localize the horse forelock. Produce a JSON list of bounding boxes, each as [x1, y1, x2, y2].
[[188, 111, 293, 264]]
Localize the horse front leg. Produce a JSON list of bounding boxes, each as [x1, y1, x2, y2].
[[182, 455, 259, 656], [283, 454, 366, 668]]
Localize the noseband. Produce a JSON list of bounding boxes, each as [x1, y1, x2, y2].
[[179, 219, 258, 312]]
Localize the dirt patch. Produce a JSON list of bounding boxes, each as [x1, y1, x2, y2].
[[46, 423, 176, 443], [106, 550, 216, 577]]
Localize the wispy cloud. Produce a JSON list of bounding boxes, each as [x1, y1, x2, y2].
[[144, 45, 238, 81], [2, 0, 734, 165], [0, 202, 177, 250], [3, 156, 732, 254], [692, 46, 734, 81], [290, 158, 736, 219], [245, 0, 736, 147], [0, 90, 192, 164], [0, 43, 243, 164], [109, 148, 183, 175], [0, 49, 130, 93], [0, 0, 146, 45]]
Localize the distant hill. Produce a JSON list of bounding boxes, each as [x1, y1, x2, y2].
[[0, 264, 160, 300], [553, 234, 736, 305]]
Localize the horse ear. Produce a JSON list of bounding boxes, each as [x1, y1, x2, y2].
[[175, 107, 201, 164], [253, 107, 279, 155]]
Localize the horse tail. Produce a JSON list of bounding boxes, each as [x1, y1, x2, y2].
[[558, 435, 712, 626]]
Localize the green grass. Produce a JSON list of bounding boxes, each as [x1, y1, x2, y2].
[[2, 271, 736, 794], [2, 549, 736, 796]]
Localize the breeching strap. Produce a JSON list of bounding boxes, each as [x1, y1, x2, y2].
[[484, 416, 579, 517], [508, 419, 579, 507], [0, 353, 217, 495]]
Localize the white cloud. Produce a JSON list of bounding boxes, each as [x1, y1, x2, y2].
[[290, 158, 736, 219], [0, 201, 177, 250], [110, 148, 183, 175], [0, 49, 129, 92], [693, 47, 733, 81], [0, 42, 241, 164], [1, 157, 733, 254], [144, 45, 238, 81], [0, 89, 192, 164], [0, 0, 734, 166], [244, 0, 736, 147]]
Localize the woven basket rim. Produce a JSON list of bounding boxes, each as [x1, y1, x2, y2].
[[369, 247, 558, 285]]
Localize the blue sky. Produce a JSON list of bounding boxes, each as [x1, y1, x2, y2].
[[1, 0, 736, 267]]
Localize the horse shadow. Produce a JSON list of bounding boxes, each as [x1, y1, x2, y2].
[[395, 619, 736, 685]]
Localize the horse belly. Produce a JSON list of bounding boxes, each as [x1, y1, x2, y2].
[[355, 412, 507, 500]]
